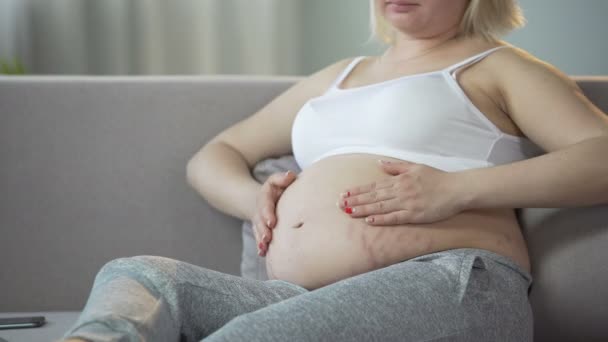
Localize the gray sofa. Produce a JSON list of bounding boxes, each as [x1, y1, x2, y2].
[[0, 75, 607, 342]]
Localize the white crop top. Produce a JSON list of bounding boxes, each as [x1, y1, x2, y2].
[[291, 45, 543, 172]]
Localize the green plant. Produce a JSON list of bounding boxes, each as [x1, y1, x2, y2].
[[0, 57, 26, 75]]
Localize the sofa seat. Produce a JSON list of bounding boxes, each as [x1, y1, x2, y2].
[[0, 312, 79, 342]]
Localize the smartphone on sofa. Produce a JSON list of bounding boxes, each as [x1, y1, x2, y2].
[[0, 316, 46, 329]]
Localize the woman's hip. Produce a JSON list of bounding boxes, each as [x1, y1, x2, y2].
[[209, 247, 533, 341]]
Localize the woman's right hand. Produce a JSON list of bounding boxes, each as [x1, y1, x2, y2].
[[251, 170, 297, 257]]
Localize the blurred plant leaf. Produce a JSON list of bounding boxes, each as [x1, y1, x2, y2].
[[0, 57, 27, 74], [0, 59, 10, 74], [14, 58, 26, 74]]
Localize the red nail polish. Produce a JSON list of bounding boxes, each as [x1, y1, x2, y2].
[[344, 200, 348, 207], [347, 191, 351, 197], [345, 207, 353, 214]]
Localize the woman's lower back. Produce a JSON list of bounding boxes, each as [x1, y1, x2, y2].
[[264, 153, 531, 290]]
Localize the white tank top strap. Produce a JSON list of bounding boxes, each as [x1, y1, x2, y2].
[[329, 56, 367, 90], [444, 45, 511, 77]]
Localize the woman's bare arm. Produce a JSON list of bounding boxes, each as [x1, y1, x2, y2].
[[186, 58, 356, 221], [457, 48, 608, 209]]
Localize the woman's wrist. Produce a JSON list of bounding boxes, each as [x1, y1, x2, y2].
[[450, 170, 480, 211], [241, 180, 262, 222]]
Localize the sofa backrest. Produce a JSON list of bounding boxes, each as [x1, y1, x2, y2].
[[1, 75, 607, 342], [0, 75, 298, 311]]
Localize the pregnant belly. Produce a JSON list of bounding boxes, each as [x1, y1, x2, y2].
[[264, 153, 530, 290]]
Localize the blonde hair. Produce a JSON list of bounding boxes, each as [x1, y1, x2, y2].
[[369, 0, 526, 45]]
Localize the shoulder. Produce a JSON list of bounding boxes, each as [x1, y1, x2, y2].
[[294, 57, 363, 94], [331, 57, 361, 70], [484, 44, 580, 92], [298, 57, 359, 86], [308, 57, 360, 78], [481, 44, 608, 152]]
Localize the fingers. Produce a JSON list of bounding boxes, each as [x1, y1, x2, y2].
[[340, 178, 394, 198], [254, 170, 297, 257], [269, 170, 296, 188], [262, 195, 277, 229], [365, 210, 412, 226], [263, 171, 296, 229], [337, 187, 395, 209], [253, 222, 272, 256], [346, 197, 402, 218]]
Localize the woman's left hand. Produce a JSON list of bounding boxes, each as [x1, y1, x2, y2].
[[336, 159, 468, 225]]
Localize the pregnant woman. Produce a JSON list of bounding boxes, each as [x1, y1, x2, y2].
[[62, 0, 608, 341]]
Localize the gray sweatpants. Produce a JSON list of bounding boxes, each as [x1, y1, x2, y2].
[[61, 248, 533, 342]]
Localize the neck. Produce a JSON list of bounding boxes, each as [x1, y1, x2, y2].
[[388, 27, 462, 61]]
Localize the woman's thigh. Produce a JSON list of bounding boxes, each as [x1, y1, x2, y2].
[[204, 248, 533, 342]]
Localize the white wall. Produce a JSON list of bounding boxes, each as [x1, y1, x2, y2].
[[505, 0, 608, 76]]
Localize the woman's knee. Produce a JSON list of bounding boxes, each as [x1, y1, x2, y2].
[[95, 255, 181, 292], [98, 255, 178, 274]]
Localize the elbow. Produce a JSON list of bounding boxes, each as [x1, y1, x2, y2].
[[186, 158, 197, 189], [186, 146, 209, 190]]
